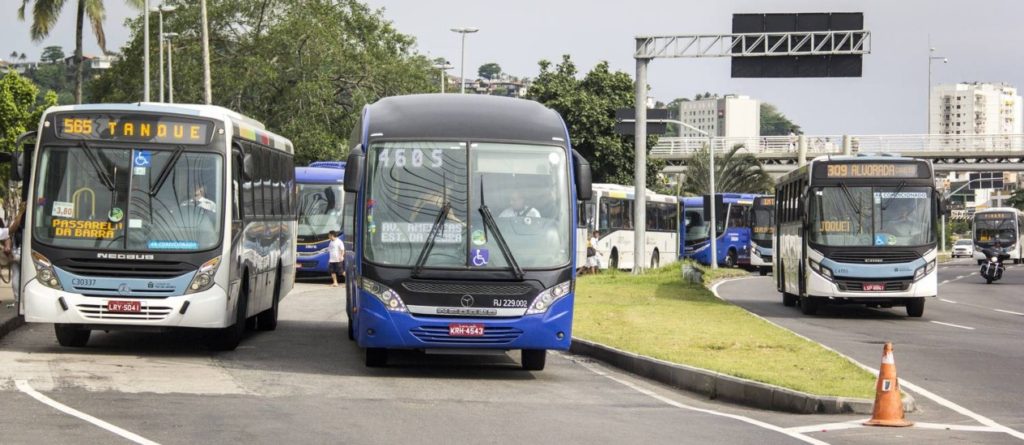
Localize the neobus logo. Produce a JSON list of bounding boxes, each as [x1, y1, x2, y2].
[[97, 253, 155, 261]]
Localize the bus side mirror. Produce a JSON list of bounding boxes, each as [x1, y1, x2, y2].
[[573, 150, 592, 201], [8, 152, 22, 182], [343, 151, 364, 193]]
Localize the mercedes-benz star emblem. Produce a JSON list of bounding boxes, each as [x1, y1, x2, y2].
[[460, 295, 475, 307], [117, 283, 131, 296]]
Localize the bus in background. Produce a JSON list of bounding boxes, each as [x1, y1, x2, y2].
[[775, 155, 940, 317], [748, 195, 776, 276], [342, 94, 592, 370], [576, 184, 678, 270], [679, 193, 756, 267], [11, 103, 296, 350], [295, 161, 345, 274], [972, 208, 1024, 265]]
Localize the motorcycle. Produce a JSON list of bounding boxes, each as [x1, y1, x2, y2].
[[980, 248, 1010, 284]]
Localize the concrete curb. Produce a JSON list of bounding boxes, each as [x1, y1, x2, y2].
[[571, 337, 916, 415]]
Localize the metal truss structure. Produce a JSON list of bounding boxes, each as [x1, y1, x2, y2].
[[634, 31, 871, 59]]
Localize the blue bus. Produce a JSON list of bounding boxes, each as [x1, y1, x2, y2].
[[341, 94, 592, 370], [295, 162, 345, 274], [679, 193, 756, 267]]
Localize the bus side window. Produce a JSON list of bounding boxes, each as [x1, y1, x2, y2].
[[232, 150, 243, 221]]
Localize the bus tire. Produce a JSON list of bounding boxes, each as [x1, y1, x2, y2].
[[610, 249, 619, 270], [521, 349, 547, 371], [800, 296, 818, 315], [366, 348, 388, 367], [782, 292, 798, 307], [759, 266, 769, 276], [651, 250, 660, 269], [725, 249, 737, 268], [256, 267, 282, 331], [906, 298, 925, 317], [54, 324, 90, 347], [209, 278, 249, 351]]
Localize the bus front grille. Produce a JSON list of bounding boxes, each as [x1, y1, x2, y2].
[[402, 282, 534, 297], [58, 258, 193, 279], [75, 304, 174, 321], [828, 250, 920, 264], [410, 326, 523, 345]]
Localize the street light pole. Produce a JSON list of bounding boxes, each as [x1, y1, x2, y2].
[[927, 44, 947, 134], [707, 134, 717, 269], [433, 61, 453, 93], [143, 0, 150, 102], [154, 4, 176, 103], [164, 33, 178, 103], [450, 27, 478, 94], [200, 0, 212, 104]]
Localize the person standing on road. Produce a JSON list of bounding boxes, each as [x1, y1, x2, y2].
[[585, 230, 602, 274], [328, 230, 345, 287]]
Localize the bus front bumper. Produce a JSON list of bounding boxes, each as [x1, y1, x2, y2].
[[355, 290, 574, 351], [23, 280, 233, 329], [806, 268, 937, 301]]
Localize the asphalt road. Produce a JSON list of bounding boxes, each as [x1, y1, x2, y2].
[[0, 279, 823, 445], [716, 258, 1024, 442]]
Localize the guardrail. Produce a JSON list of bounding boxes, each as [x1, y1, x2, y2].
[[651, 134, 1024, 158]]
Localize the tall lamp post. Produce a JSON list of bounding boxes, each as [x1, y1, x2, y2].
[[153, 3, 176, 103], [143, 0, 151, 101], [929, 44, 948, 250], [164, 32, 179, 103], [433, 61, 453, 93], [450, 27, 478, 94], [200, 0, 212, 104]]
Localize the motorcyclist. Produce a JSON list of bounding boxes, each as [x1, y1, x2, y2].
[[980, 240, 1008, 263]]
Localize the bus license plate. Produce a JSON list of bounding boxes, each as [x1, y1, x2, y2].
[[108, 300, 141, 313], [449, 324, 485, 337], [863, 283, 885, 292]]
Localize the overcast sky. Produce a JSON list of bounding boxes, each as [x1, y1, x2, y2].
[[3, 0, 1022, 134]]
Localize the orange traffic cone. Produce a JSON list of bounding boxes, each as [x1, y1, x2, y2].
[[864, 342, 913, 427]]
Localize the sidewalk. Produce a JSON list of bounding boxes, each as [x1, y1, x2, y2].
[[0, 282, 23, 340]]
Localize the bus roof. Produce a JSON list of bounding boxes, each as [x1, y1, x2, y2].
[[591, 183, 675, 203], [974, 207, 1022, 215], [296, 166, 344, 184], [363, 94, 568, 145], [42, 102, 294, 154]]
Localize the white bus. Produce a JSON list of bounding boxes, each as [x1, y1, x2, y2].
[[576, 183, 678, 270], [972, 208, 1024, 264], [10, 103, 296, 350]]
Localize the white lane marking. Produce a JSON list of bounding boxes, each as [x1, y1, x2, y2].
[[712, 277, 1024, 442], [940, 299, 958, 304], [564, 355, 829, 445], [995, 309, 1024, 316], [788, 420, 1004, 434], [940, 280, 950, 285], [914, 422, 1004, 432], [787, 421, 864, 434], [931, 321, 975, 330], [15, 380, 160, 445]]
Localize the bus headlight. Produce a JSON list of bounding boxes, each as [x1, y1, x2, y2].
[[914, 259, 936, 281], [527, 281, 572, 315], [361, 277, 407, 313], [31, 251, 63, 290], [186, 256, 221, 294], [809, 260, 833, 281]]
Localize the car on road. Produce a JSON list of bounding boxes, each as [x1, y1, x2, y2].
[[952, 239, 974, 258]]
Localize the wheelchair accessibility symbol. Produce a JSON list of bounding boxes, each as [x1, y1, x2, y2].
[[471, 248, 489, 267], [134, 150, 152, 167]]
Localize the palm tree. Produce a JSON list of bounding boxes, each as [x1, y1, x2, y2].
[[8, 51, 17, 60], [18, 0, 142, 103], [680, 143, 774, 196]]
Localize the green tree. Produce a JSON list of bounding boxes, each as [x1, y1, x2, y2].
[[527, 55, 663, 187], [90, 0, 436, 164], [478, 62, 501, 80], [1008, 189, 1024, 211], [40, 45, 64, 63], [761, 102, 801, 135], [18, 0, 143, 104], [679, 144, 773, 196], [0, 71, 57, 195]]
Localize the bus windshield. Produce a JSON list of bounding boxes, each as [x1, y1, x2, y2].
[[297, 183, 343, 240], [364, 141, 571, 269], [33, 145, 223, 251], [751, 207, 774, 243], [683, 207, 709, 245], [809, 186, 934, 247], [975, 213, 1017, 247]]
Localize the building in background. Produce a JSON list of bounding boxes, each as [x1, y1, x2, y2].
[[677, 94, 760, 138], [930, 82, 1023, 136]]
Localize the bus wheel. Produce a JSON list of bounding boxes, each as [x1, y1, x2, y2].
[[54, 324, 90, 347], [366, 348, 388, 367], [651, 250, 660, 269], [610, 250, 619, 270], [782, 293, 798, 307], [759, 266, 769, 276], [256, 267, 282, 331], [800, 296, 818, 315], [209, 282, 249, 351], [725, 249, 737, 268], [522, 349, 547, 371], [906, 298, 925, 317]]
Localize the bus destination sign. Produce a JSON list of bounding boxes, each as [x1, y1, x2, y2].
[[976, 212, 1013, 221], [55, 113, 212, 145], [819, 163, 922, 179]]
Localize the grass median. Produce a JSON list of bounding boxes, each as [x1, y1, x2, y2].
[[574, 265, 877, 399]]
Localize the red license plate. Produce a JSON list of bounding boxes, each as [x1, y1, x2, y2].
[[863, 283, 885, 292], [449, 323, 485, 337], [108, 300, 142, 313]]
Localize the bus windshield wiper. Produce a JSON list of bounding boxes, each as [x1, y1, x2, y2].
[[478, 178, 524, 280], [881, 180, 906, 211], [150, 145, 187, 196], [838, 183, 862, 216], [412, 200, 452, 277], [78, 141, 116, 191]]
